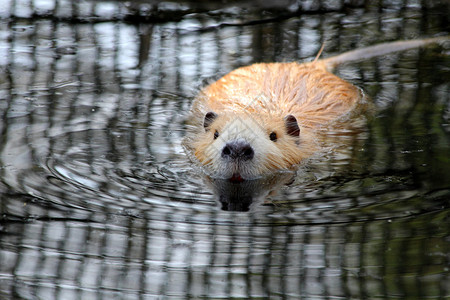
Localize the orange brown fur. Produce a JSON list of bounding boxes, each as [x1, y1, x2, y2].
[[183, 37, 449, 180], [184, 61, 362, 179], [203, 62, 361, 128]]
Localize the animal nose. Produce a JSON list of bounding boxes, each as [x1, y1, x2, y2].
[[222, 140, 254, 160]]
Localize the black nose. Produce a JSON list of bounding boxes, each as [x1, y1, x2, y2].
[[222, 140, 254, 160]]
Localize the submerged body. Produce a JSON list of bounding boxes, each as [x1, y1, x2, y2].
[[183, 37, 448, 181]]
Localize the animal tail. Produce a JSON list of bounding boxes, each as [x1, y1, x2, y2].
[[319, 36, 450, 72]]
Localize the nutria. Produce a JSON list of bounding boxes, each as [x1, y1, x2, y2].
[[183, 36, 449, 181]]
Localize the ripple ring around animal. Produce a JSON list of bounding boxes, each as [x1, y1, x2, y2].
[[183, 36, 449, 182]]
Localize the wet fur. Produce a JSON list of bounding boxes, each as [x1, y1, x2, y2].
[[183, 37, 449, 179]]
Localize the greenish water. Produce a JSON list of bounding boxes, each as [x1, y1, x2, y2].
[[0, 0, 449, 299]]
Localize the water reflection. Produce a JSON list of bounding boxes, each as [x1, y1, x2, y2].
[[0, 0, 449, 299], [206, 172, 296, 211]]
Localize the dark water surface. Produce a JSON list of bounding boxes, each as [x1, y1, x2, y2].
[[1, 0, 449, 299]]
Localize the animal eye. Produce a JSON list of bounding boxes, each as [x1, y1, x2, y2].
[[214, 130, 219, 139], [269, 132, 277, 141]]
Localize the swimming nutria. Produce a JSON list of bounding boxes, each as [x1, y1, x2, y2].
[[183, 37, 449, 182]]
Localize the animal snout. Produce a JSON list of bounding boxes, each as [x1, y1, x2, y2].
[[221, 140, 254, 160]]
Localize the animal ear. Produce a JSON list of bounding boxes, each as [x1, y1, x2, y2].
[[203, 111, 218, 130], [284, 115, 300, 137]]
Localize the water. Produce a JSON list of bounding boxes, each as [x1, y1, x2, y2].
[[0, 0, 449, 299]]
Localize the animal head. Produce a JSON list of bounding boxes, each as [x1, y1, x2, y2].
[[188, 110, 308, 181]]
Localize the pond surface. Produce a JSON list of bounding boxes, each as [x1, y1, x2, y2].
[[0, 0, 449, 299]]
